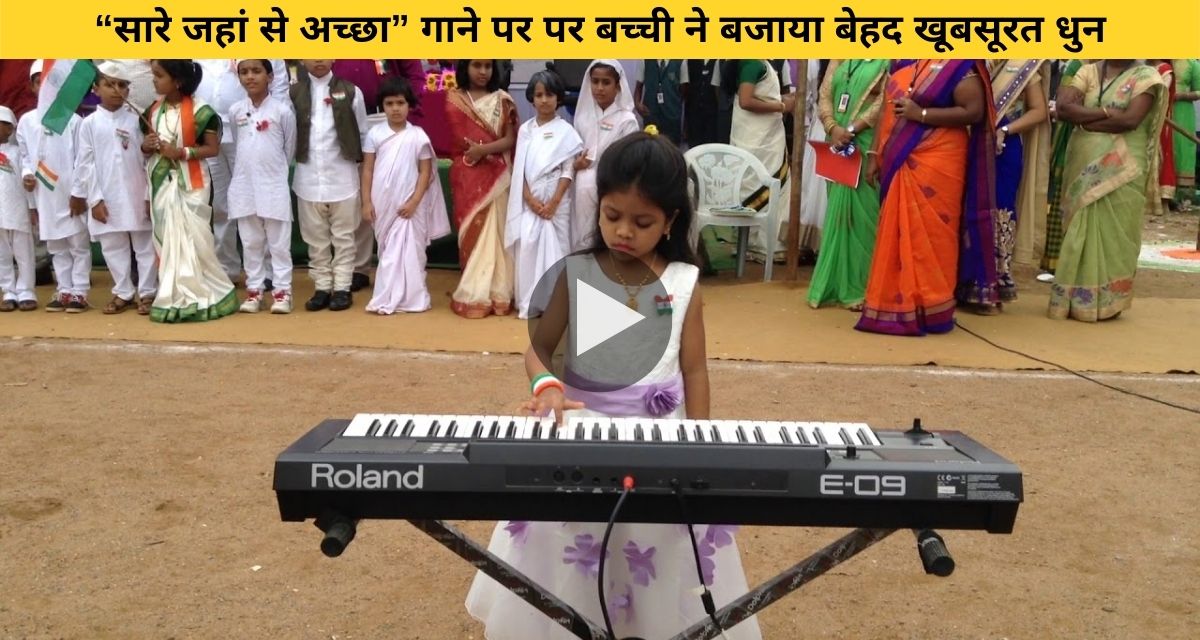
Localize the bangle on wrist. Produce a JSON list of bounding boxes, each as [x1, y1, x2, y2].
[[1102, 107, 1111, 118], [920, 108, 928, 123], [531, 372, 563, 397]]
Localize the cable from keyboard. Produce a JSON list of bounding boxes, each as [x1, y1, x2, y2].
[[598, 476, 635, 640], [954, 319, 1200, 416], [672, 480, 731, 640]]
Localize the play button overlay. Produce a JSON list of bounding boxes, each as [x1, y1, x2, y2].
[[527, 253, 671, 393]]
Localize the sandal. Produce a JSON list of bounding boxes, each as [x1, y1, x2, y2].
[[103, 296, 134, 315], [136, 296, 153, 316]]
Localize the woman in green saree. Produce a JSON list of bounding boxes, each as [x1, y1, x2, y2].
[[1050, 60, 1168, 322], [807, 59, 888, 310], [1171, 59, 1199, 210], [140, 60, 237, 323]]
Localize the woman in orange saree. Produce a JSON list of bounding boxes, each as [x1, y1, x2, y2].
[[446, 59, 518, 318], [856, 60, 996, 336]]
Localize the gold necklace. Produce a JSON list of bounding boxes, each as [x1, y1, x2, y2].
[[608, 251, 655, 311]]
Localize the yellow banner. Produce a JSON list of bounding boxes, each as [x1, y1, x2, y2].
[[1, 0, 1198, 58]]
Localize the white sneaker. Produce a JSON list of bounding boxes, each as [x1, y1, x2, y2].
[[270, 290, 292, 314], [1035, 273, 1055, 283], [240, 290, 263, 313]]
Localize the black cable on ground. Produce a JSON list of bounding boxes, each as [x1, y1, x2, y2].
[[954, 319, 1200, 416]]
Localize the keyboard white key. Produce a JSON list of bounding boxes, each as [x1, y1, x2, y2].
[[657, 420, 679, 442], [396, 417, 420, 437], [713, 420, 740, 444], [344, 413, 378, 437]]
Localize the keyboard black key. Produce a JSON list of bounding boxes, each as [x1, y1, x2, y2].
[[693, 424, 705, 442], [470, 420, 482, 439], [793, 427, 809, 445], [575, 424, 586, 440], [753, 425, 766, 444], [779, 426, 792, 444], [857, 427, 873, 446], [652, 424, 662, 441], [443, 422, 456, 438], [678, 424, 689, 442], [634, 424, 644, 441], [839, 427, 854, 445], [366, 418, 382, 437], [383, 419, 399, 437], [709, 424, 721, 442], [505, 420, 517, 439], [531, 421, 541, 439], [591, 424, 602, 440], [735, 425, 748, 443], [813, 428, 827, 445], [488, 421, 500, 439], [608, 424, 619, 440]]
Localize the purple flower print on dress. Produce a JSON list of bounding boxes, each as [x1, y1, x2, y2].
[[503, 520, 530, 545], [643, 384, 681, 416], [697, 538, 717, 586], [704, 525, 738, 549], [608, 583, 636, 624], [563, 534, 603, 578], [623, 541, 658, 586]]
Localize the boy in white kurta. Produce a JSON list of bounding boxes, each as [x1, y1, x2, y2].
[[73, 61, 158, 315], [228, 59, 297, 314], [0, 106, 37, 311], [360, 78, 450, 314], [505, 71, 582, 319], [19, 60, 88, 312]]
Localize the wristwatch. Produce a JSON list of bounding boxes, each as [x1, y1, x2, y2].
[[1000, 125, 1010, 134], [847, 124, 857, 136]]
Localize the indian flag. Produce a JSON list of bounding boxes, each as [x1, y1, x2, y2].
[[38, 59, 96, 135], [35, 161, 59, 191]]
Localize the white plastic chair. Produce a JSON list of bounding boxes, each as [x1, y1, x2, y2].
[[684, 144, 781, 281]]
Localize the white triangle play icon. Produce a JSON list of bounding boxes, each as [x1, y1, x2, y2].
[[576, 280, 645, 357]]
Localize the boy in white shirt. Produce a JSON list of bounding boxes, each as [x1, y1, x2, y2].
[[289, 59, 367, 312], [228, 59, 297, 313], [0, 106, 37, 311], [72, 60, 158, 315], [18, 59, 88, 312]]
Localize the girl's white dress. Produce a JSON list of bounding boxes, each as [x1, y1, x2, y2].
[[466, 254, 762, 640]]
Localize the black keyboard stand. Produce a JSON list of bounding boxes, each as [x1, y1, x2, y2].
[[408, 521, 945, 640]]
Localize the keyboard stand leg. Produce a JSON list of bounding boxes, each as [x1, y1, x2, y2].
[[408, 519, 610, 640], [668, 528, 897, 640]]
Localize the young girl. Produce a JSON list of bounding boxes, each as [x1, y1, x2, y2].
[[360, 78, 450, 314], [505, 70, 583, 319], [467, 132, 762, 640], [228, 59, 297, 314], [140, 60, 238, 322], [446, 59, 518, 319], [571, 60, 639, 252]]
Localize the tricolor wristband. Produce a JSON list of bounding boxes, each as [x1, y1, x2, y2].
[[531, 373, 563, 397]]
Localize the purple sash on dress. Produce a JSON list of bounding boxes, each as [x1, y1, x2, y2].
[[564, 370, 684, 417]]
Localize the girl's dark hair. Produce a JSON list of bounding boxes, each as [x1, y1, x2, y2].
[[455, 59, 501, 93], [526, 70, 566, 106], [589, 132, 698, 265], [377, 77, 418, 111], [152, 60, 203, 97], [237, 59, 274, 76]]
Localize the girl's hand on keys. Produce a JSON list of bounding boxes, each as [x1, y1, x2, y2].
[[521, 387, 585, 424]]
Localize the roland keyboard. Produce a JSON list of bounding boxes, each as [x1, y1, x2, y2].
[[274, 414, 1023, 533]]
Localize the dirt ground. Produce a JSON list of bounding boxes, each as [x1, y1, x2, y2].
[[1, 341, 1197, 639]]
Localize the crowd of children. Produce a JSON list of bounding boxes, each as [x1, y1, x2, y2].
[[0, 58, 657, 323]]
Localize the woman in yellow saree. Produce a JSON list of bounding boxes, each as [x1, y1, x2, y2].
[[1050, 60, 1168, 322]]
